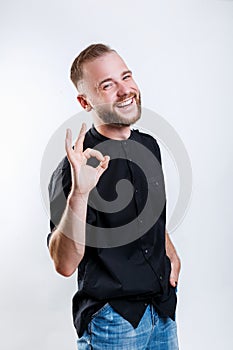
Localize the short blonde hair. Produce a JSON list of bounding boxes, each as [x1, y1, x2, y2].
[[70, 43, 115, 90]]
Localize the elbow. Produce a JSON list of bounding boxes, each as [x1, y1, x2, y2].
[[53, 253, 84, 277], [55, 264, 76, 277], [48, 233, 85, 277]]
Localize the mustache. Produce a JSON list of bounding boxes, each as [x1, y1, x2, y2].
[[114, 93, 138, 105]]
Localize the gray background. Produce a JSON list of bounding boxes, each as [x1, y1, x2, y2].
[[1, 0, 233, 349]]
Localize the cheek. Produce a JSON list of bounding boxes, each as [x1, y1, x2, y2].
[[132, 81, 139, 91], [89, 92, 109, 106], [102, 92, 117, 104]]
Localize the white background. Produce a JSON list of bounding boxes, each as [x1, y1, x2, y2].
[[1, 0, 233, 349]]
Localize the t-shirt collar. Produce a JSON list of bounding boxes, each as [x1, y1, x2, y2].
[[90, 124, 134, 141]]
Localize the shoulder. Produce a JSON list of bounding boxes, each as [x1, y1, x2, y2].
[[132, 128, 158, 141], [132, 128, 161, 152], [49, 155, 70, 183], [48, 155, 71, 200]]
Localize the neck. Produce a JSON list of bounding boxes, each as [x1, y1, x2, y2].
[[94, 122, 131, 140]]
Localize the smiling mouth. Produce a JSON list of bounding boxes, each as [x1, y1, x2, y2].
[[115, 97, 134, 108]]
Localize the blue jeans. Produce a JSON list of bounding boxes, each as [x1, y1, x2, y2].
[[77, 303, 179, 349]]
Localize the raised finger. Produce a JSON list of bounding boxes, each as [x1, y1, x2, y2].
[[65, 128, 72, 157], [74, 123, 87, 153]]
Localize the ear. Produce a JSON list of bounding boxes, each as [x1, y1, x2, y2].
[[77, 95, 92, 112]]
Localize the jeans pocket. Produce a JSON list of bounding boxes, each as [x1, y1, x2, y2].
[[91, 303, 110, 320]]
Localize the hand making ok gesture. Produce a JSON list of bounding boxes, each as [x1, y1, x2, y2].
[[65, 123, 110, 195]]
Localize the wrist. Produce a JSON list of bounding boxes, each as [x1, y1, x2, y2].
[[67, 190, 89, 213], [68, 189, 89, 202]]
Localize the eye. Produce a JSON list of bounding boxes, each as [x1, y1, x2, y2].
[[102, 82, 113, 90], [123, 74, 131, 80]]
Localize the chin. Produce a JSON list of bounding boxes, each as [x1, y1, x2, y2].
[[96, 107, 141, 127]]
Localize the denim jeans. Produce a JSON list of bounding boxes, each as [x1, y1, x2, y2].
[[77, 303, 179, 349]]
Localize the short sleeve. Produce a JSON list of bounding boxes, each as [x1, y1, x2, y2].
[[46, 155, 97, 247], [47, 156, 72, 246]]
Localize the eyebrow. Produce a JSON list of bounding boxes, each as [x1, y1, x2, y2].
[[98, 70, 132, 88]]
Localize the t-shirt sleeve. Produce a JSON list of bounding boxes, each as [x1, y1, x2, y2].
[[47, 156, 72, 247], [151, 137, 162, 165], [46, 155, 97, 247], [146, 134, 167, 204]]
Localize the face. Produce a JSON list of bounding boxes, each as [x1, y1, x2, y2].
[[79, 52, 141, 126]]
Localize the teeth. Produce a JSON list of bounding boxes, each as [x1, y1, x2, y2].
[[117, 98, 133, 108]]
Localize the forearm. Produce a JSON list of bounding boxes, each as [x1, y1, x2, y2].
[[165, 229, 180, 262], [165, 229, 181, 286], [49, 191, 89, 277]]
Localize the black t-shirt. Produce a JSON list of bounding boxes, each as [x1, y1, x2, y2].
[[48, 126, 177, 337]]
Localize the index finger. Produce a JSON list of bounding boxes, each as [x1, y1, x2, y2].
[[74, 123, 87, 153]]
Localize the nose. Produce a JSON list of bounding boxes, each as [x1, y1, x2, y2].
[[116, 81, 130, 97]]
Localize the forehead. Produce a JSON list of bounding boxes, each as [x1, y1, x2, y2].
[[82, 52, 129, 84]]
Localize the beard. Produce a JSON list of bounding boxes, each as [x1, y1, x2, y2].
[[93, 93, 142, 127]]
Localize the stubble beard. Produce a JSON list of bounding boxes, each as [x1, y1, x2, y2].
[[94, 94, 142, 127]]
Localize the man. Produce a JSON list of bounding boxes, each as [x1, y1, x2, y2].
[[48, 44, 181, 349]]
